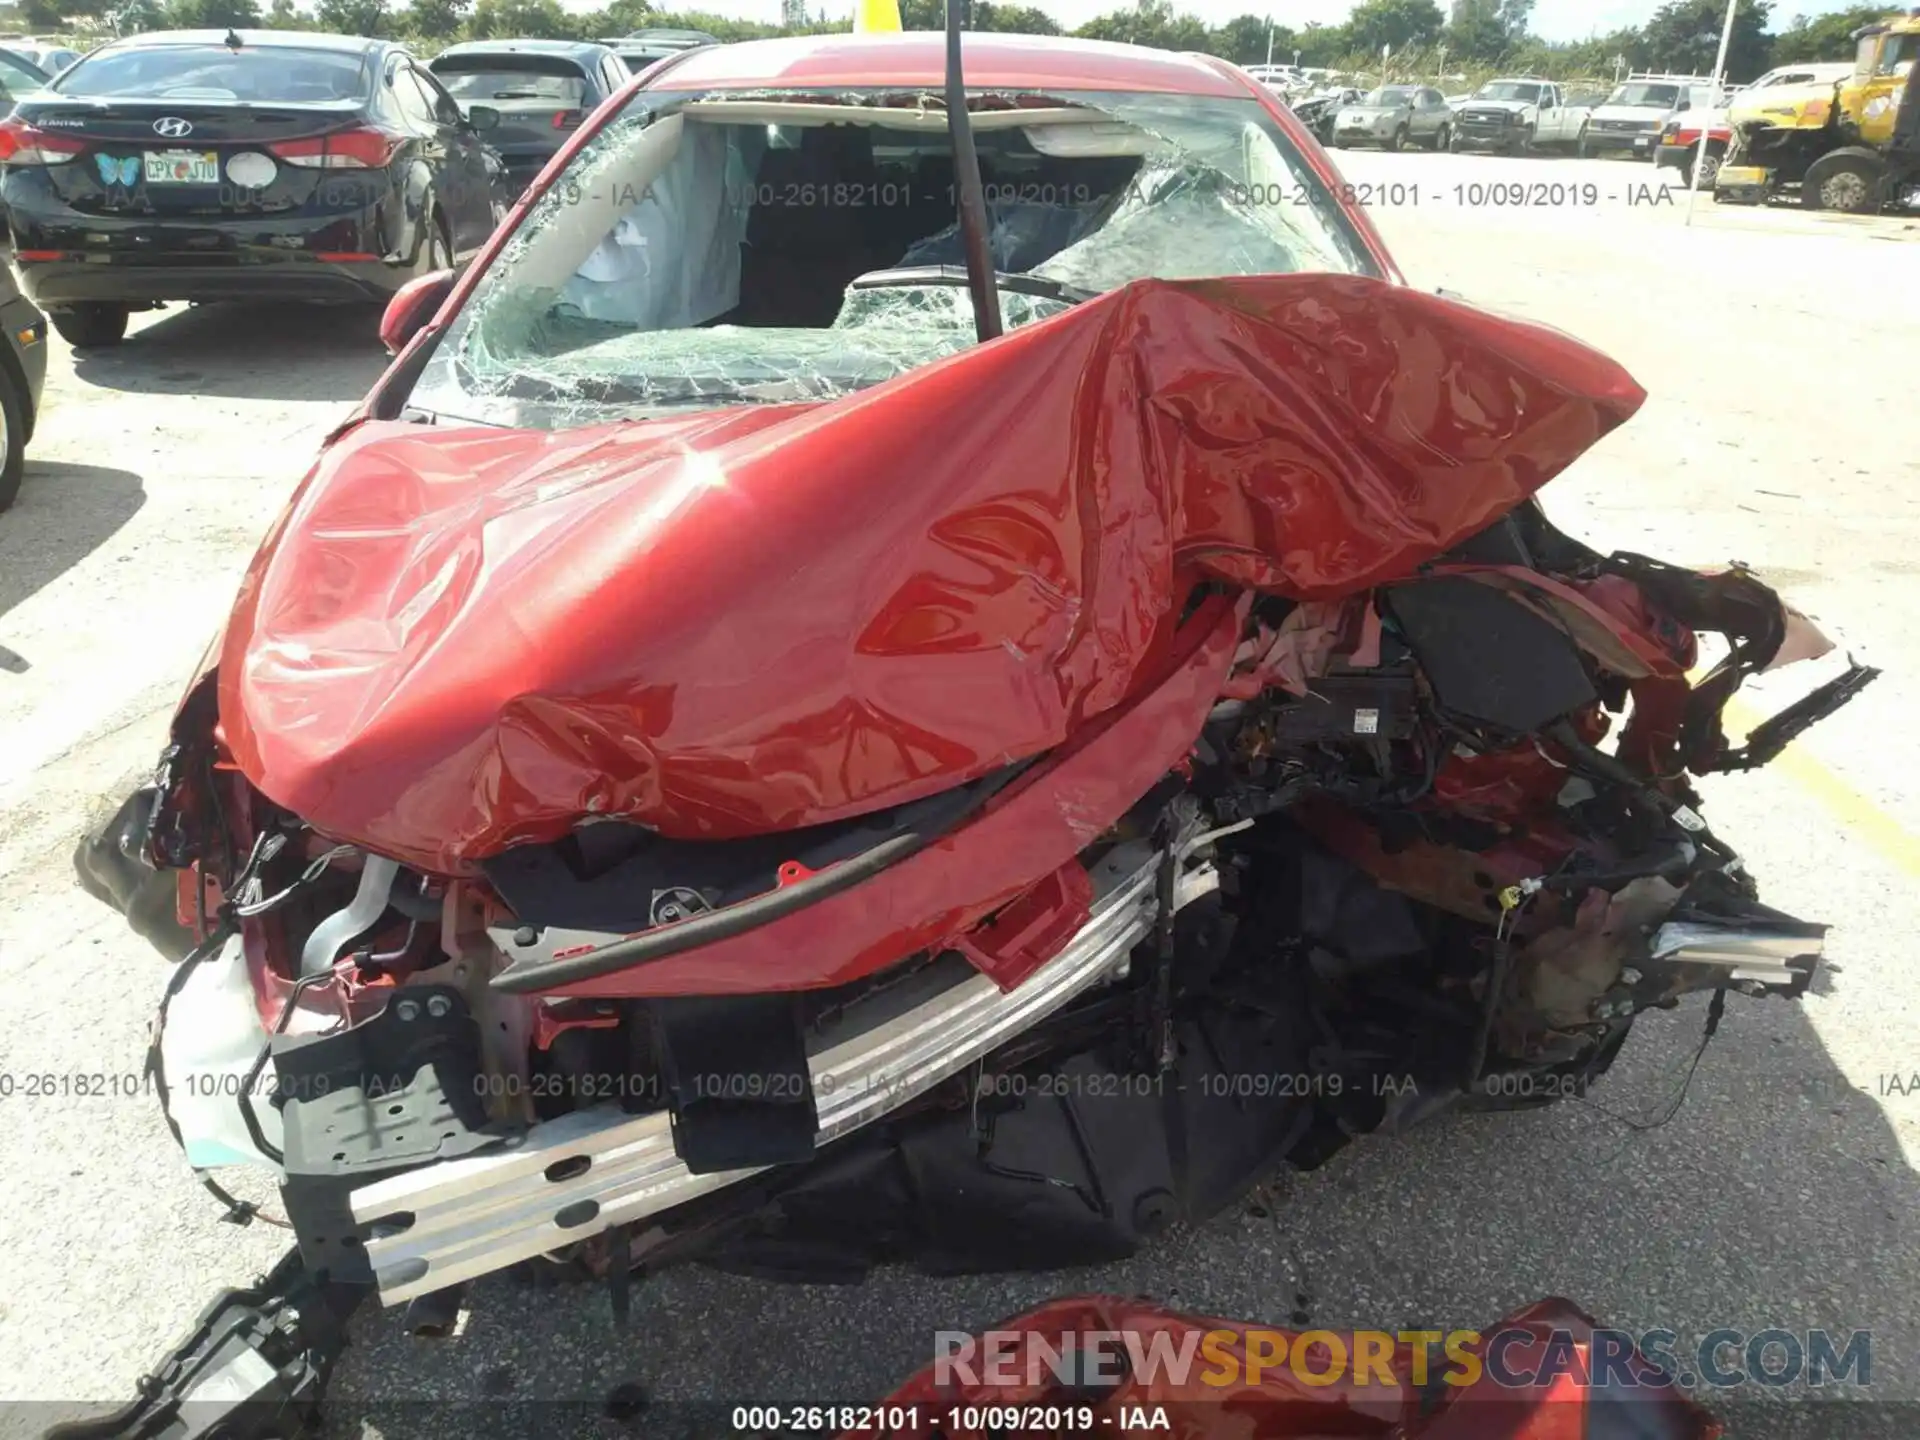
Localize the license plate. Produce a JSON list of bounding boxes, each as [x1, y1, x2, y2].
[[1634, 136, 1650, 149], [145, 149, 219, 185]]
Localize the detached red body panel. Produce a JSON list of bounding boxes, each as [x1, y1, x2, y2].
[[221, 274, 1642, 874], [856, 1295, 1722, 1440]]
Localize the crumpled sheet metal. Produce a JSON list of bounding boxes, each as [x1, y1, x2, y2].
[[221, 274, 1643, 872], [853, 1294, 1721, 1439]]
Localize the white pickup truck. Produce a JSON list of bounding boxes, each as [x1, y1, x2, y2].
[[1448, 78, 1591, 154], [1581, 76, 1724, 159]]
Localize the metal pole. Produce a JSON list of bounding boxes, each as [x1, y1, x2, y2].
[[1266, 17, 1274, 68], [1685, 0, 1739, 226]]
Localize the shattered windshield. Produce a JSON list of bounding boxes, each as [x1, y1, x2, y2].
[[405, 86, 1380, 429]]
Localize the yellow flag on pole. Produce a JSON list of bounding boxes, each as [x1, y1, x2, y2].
[[854, 0, 903, 32]]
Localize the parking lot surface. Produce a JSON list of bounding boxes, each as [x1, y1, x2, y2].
[[1, 150, 1916, 1436]]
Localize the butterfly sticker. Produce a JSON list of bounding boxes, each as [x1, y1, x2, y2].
[[94, 154, 139, 187]]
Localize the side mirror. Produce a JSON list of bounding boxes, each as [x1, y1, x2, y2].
[[466, 103, 501, 133], [381, 267, 454, 355]]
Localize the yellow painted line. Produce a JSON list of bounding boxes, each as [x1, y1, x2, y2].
[[1721, 693, 1920, 880]]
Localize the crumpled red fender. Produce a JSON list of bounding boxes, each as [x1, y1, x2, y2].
[[220, 273, 1643, 872]]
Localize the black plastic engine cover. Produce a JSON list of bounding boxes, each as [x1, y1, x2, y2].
[[1385, 575, 1598, 734], [652, 993, 820, 1174], [1266, 671, 1419, 745], [693, 993, 1316, 1281]]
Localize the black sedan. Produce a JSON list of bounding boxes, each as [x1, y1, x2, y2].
[[0, 257, 49, 511], [428, 39, 627, 196], [0, 29, 505, 348]]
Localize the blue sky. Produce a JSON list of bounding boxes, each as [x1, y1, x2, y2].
[[657, 0, 1875, 43]]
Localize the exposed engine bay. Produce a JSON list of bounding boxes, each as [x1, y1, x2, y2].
[[80, 491, 1871, 1314], [51, 278, 1873, 1440]]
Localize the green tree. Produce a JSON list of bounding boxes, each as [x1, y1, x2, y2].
[[406, 0, 468, 37], [467, 0, 574, 36], [1074, 0, 1208, 52], [266, 0, 307, 24], [596, 0, 655, 32], [898, 0, 1056, 27], [1446, 0, 1506, 61], [166, 0, 262, 25], [1771, 5, 1884, 64], [1210, 14, 1291, 64], [1496, 0, 1532, 40], [975, 2, 1060, 32], [1638, 0, 1773, 80], [629, 8, 786, 40], [1559, 26, 1647, 77], [111, 0, 170, 31], [1346, 0, 1445, 55], [316, 0, 388, 35], [1294, 20, 1350, 65]]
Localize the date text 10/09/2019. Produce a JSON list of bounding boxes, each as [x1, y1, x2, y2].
[[715, 180, 1645, 210], [1230, 180, 1675, 210], [557, 177, 1670, 215], [0, 1066, 1606, 1105]]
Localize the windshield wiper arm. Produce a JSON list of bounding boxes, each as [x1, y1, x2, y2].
[[944, 0, 1001, 343], [848, 265, 1097, 306]]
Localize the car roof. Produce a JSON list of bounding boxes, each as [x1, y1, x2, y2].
[[649, 32, 1245, 96], [88, 29, 390, 55], [432, 38, 615, 61]]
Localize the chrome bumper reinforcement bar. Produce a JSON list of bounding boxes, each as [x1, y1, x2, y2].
[[354, 842, 1205, 1304]]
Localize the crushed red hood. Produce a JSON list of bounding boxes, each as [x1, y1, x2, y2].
[[220, 274, 1643, 872]]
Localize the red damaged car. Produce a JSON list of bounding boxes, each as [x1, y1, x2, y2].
[[71, 26, 1873, 1420]]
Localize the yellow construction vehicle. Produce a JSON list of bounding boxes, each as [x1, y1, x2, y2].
[[1714, 11, 1920, 210]]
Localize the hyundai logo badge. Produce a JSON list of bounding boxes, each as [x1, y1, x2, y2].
[[152, 116, 193, 138]]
